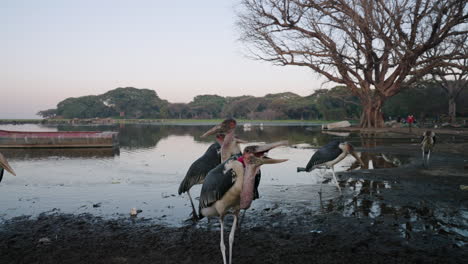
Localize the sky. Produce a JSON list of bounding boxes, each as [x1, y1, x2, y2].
[[1, 0, 324, 119]]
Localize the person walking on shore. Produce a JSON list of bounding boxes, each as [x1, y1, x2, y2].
[[407, 115, 415, 132]]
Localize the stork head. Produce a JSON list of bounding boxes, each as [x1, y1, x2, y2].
[[338, 142, 353, 153], [201, 119, 237, 138], [0, 153, 16, 176], [423, 130, 435, 138], [240, 141, 288, 209], [339, 142, 365, 167]]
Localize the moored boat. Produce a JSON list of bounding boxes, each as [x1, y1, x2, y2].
[[0, 130, 119, 148]]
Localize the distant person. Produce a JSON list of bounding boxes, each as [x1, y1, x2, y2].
[[397, 116, 402, 123], [407, 115, 415, 131]]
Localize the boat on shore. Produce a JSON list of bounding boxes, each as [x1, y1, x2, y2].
[[0, 130, 119, 148]]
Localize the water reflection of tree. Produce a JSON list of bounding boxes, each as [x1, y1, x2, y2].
[[1, 148, 119, 161], [232, 126, 336, 146], [118, 125, 213, 148], [57, 124, 339, 149]]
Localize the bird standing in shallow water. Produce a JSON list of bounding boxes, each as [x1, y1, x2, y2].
[[0, 152, 16, 183], [421, 131, 436, 168], [200, 119, 264, 204], [178, 119, 247, 221], [297, 141, 363, 193], [178, 133, 225, 220], [199, 140, 287, 264]]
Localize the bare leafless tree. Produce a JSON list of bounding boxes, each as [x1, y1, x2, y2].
[[237, 0, 468, 127], [428, 36, 468, 123]]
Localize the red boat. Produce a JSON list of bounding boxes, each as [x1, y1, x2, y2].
[[0, 130, 119, 148]]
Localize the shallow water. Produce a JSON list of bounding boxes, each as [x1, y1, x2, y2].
[[0, 123, 441, 227]]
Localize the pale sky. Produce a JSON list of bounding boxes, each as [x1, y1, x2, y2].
[[1, 0, 324, 119]]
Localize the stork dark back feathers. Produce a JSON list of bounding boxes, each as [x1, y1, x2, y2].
[[198, 158, 239, 218], [178, 142, 222, 195], [305, 140, 343, 172]]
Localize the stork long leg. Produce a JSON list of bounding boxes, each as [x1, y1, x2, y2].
[[331, 166, 342, 194], [229, 211, 239, 264], [422, 150, 425, 165], [427, 150, 431, 168], [422, 150, 426, 168], [238, 209, 247, 235], [186, 191, 199, 220], [220, 217, 227, 264], [318, 167, 325, 197]]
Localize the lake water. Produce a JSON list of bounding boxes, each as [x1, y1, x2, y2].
[[0, 123, 409, 226]]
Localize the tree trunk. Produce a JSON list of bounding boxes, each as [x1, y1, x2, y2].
[[448, 97, 456, 123], [359, 99, 385, 128]]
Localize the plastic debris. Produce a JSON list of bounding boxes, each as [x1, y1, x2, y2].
[[38, 237, 51, 244], [130, 208, 138, 216], [130, 208, 142, 216], [310, 230, 323, 234]]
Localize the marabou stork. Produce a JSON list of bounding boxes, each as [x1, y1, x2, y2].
[[179, 119, 248, 220], [199, 141, 288, 264], [421, 130, 436, 168], [297, 141, 363, 193], [178, 133, 224, 220], [201, 119, 263, 201], [0, 152, 16, 183]]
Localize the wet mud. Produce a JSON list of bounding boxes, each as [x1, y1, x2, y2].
[[1, 141, 468, 263]]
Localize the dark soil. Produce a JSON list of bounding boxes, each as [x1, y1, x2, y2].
[[1, 141, 468, 264]]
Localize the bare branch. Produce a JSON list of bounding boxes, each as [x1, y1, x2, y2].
[[237, 0, 468, 127]]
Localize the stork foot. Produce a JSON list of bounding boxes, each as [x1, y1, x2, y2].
[[184, 212, 200, 223], [422, 160, 428, 169]]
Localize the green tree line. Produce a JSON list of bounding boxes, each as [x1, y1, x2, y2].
[[38, 84, 468, 121]]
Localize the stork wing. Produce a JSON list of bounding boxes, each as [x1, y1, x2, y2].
[[178, 142, 221, 194], [199, 159, 239, 209], [305, 141, 342, 171], [0, 153, 15, 176]]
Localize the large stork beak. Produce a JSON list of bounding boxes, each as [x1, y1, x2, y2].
[[201, 124, 223, 138], [256, 157, 289, 165], [345, 142, 365, 167], [243, 140, 289, 158], [250, 140, 289, 154], [240, 141, 288, 209], [234, 137, 248, 144], [350, 151, 365, 167], [0, 153, 16, 176]]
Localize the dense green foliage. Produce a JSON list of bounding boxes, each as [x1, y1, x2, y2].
[[382, 82, 468, 121], [48, 87, 169, 119], [38, 84, 467, 121]]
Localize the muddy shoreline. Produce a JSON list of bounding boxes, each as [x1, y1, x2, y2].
[[1, 141, 468, 263], [1, 210, 466, 264]]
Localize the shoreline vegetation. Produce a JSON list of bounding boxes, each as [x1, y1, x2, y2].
[[0, 118, 339, 126]]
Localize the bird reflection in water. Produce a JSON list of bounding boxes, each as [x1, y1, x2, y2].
[[347, 152, 403, 171]]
